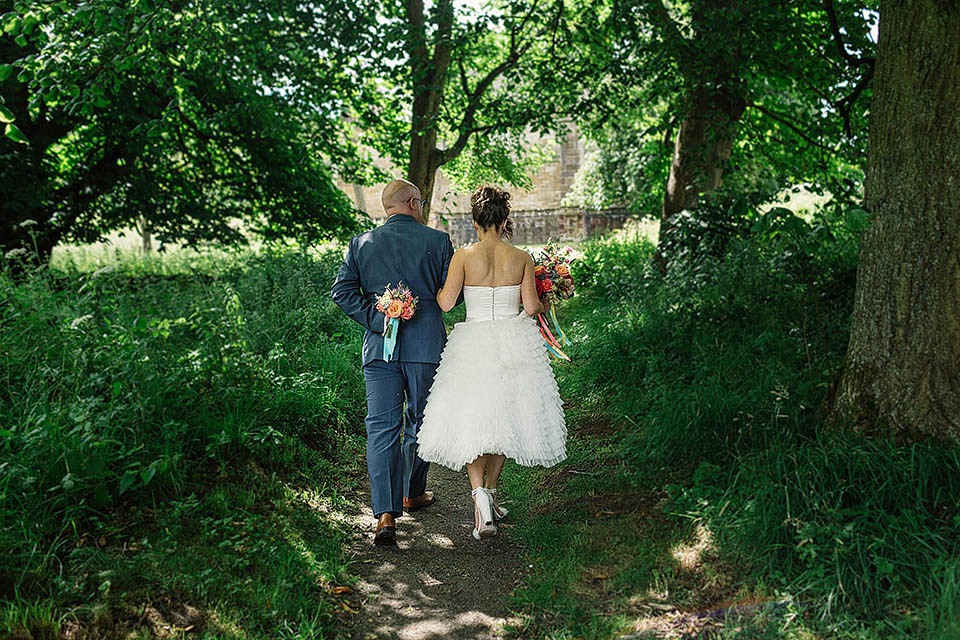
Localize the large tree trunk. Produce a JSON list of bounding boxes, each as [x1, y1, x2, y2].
[[406, 0, 453, 224], [406, 137, 442, 222], [656, 0, 747, 257], [832, 0, 960, 439], [661, 83, 746, 224]]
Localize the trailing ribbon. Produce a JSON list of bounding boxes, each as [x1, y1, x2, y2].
[[549, 307, 571, 346], [537, 313, 570, 361], [382, 316, 399, 361]]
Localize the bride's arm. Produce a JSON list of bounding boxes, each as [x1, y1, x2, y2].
[[520, 253, 547, 316], [436, 249, 465, 312]]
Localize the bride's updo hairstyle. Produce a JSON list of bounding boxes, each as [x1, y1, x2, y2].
[[471, 185, 514, 239]]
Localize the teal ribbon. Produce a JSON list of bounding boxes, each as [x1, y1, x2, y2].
[[549, 307, 571, 346], [382, 316, 399, 361]]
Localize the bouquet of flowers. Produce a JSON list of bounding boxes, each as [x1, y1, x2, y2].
[[531, 243, 576, 361], [533, 243, 576, 302], [376, 282, 418, 361]]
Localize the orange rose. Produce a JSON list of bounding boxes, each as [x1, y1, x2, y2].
[[534, 265, 547, 276], [386, 300, 403, 318], [556, 264, 570, 277], [401, 305, 414, 320]]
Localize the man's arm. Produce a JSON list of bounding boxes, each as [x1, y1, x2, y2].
[[331, 239, 384, 333], [437, 249, 465, 312]]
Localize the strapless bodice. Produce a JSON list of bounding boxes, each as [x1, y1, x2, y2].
[[463, 285, 522, 322]]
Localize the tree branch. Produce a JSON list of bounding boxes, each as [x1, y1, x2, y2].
[[430, 0, 455, 82], [823, 0, 875, 67], [437, 0, 561, 166], [458, 57, 470, 98], [832, 61, 874, 137], [748, 102, 837, 153]]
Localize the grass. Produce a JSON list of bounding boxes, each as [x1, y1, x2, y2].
[[7, 205, 960, 638], [502, 205, 960, 638], [1, 245, 367, 638]]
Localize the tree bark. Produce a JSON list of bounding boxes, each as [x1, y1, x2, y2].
[[832, 0, 960, 439], [138, 214, 152, 253], [656, 0, 747, 256], [406, 0, 453, 223], [661, 83, 746, 223]]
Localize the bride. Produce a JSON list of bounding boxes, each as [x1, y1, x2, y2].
[[416, 186, 567, 540]]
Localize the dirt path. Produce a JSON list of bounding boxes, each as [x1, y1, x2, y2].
[[340, 465, 522, 640]]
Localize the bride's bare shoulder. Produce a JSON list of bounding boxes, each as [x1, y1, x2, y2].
[[507, 243, 533, 263]]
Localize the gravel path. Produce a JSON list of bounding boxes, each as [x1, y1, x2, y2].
[[341, 464, 522, 640]]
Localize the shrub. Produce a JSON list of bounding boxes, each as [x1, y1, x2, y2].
[[0, 248, 365, 593]]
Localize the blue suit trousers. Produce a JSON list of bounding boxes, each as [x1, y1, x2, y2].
[[363, 360, 435, 517]]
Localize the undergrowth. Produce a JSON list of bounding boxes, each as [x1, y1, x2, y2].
[[0, 247, 366, 638], [507, 200, 960, 638]]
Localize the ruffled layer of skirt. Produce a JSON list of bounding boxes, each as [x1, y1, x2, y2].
[[417, 313, 567, 470]]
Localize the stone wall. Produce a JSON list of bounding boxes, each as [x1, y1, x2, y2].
[[437, 207, 631, 247], [337, 126, 586, 218]]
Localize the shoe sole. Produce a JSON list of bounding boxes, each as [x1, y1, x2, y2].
[[374, 527, 396, 546], [472, 525, 497, 540]]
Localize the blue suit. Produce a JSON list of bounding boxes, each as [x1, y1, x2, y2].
[[331, 214, 458, 517]]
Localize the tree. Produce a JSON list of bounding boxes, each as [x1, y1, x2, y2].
[[832, 0, 960, 438], [351, 0, 593, 222], [0, 0, 373, 262], [566, 0, 876, 259]]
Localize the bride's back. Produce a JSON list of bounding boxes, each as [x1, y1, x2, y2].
[[461, 240, 526, 287]]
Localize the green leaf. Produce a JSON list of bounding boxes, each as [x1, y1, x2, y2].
[[140, 466, 157, 486], [14, 34, 26, 47], [0, 105, 13, 123], [1, 12, 18, 34], [0, 428, 14, 438], [4, 123, 28, 144], [0, 64, 13, 82], [119, 470, 138, 495]]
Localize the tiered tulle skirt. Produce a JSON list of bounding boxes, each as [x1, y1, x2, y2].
[[417, 313, 567, 470]]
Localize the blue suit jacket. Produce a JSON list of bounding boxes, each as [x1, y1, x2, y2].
[[331, 214, 459, 366]]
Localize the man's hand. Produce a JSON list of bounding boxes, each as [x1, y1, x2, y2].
[[540, 294, 551, 315]]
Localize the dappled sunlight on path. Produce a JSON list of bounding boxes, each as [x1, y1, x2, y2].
[[340, 465, 522, 640]]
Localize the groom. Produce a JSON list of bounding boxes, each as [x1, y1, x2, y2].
[[331, 179, 459, 545]]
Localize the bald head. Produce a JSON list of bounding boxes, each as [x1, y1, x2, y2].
[[382, 180, 420, 212]]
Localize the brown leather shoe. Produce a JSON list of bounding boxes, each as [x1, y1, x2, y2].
[[403, 491, 436, 512], [374, 513, 396, 546]]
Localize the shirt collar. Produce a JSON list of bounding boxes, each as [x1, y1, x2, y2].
[[384, 213, 420, 225]]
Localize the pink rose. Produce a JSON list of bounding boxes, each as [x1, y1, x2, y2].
[[386, 300, 403, 318], [541, 278, 553, 293], [401, 305, 414, 320]]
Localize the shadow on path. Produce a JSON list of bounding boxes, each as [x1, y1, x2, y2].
[[341, 465, 522, 640]]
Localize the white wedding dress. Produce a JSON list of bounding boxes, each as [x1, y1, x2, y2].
[[417, 285, 567, 470]]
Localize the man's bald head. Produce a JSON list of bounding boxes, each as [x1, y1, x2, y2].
[[381, 180, 420, 213]]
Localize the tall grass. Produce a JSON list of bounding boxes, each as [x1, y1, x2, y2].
[[510, 200, 960, 637], [1, 246, 366, 637]]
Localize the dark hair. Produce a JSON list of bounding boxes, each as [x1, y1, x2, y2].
[[471, 185, 513, 239]]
